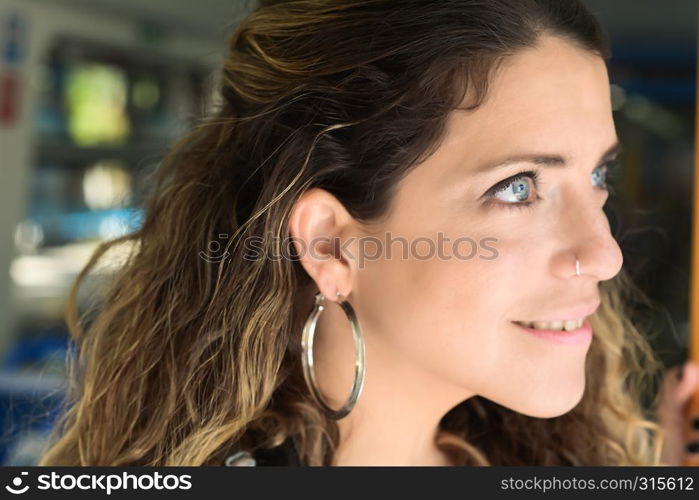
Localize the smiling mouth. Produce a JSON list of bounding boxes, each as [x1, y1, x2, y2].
[[512, 317, 586, 332]]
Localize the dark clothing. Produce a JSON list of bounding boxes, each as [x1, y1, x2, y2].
[[223, 436, 303, 466]]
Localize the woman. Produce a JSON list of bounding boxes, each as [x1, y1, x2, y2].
[[38, 0, 699, 466]]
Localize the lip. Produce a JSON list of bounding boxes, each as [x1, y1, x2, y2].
[[513, 317, 593, 346], [514, 300, 600, 324]]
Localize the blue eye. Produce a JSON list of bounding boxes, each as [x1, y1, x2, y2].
[[484, 161, 621, 212], [592, 160, 621, 194], [485, 170, 540, 210], [591, 165, 606, 186]]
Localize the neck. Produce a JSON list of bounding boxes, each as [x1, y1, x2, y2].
[[329, 368, 458, 466], [311, 303, 470, 466]]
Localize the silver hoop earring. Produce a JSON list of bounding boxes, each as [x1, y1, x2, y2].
[[301, 291, 366, 420]]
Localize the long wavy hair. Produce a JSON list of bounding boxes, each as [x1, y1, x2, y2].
[[39, 0, 667, 466]]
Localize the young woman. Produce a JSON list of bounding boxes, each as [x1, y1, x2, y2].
[[38, 0, 699, 466]]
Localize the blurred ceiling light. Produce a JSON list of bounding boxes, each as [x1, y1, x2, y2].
[[13, 219, 44, 254], [10, 255, 74, 288], [47, 240, 138, 274], [82, 161, 132, 211], [10, 239, 140, 289]]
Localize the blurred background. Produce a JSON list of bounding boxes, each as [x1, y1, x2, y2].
[[0, 0, 695, 465]]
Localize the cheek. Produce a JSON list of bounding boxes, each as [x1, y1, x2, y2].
[[432, 244, 589, 418], [427, 238, 528, 384], [449, 234, 591, 417], [356, 224, 589, 417], [356, 233, 518, 383]]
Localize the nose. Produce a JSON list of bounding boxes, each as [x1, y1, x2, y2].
[[550, 196, 624, 282]]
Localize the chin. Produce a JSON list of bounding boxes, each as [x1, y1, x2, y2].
[[518, 384, 586, 419], [485, 377, 587, 419]]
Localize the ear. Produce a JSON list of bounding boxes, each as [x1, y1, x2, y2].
[[288, 188, 356, 301]]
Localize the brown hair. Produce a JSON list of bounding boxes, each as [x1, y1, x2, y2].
[[39, 0, 666, 466]]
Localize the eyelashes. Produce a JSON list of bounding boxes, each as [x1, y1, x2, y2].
[[484, 160, 622, 211], [485, 170, 541, 211], [601, 159, 622, 194], [484, 170, 541, 198]]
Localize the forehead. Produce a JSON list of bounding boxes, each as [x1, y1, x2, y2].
[[443, 36, 615, 157]]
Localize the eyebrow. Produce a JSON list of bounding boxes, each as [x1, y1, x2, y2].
[[474, 141, 623, 175]]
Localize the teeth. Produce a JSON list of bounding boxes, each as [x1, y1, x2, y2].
[[533, 320, 562, 330], [563, 319, 581, 331], [516, 318, 584, 331]]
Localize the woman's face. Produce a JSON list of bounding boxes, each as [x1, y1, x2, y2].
[[352, 35, 623, 417]]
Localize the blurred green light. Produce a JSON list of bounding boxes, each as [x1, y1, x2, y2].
[[65, 63, 130, 147]]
